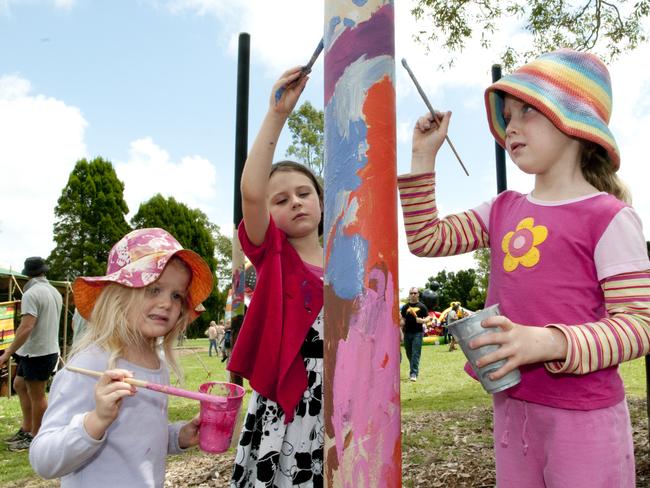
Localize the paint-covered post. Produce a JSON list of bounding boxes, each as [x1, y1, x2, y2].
[[323, 2, 401, 486]]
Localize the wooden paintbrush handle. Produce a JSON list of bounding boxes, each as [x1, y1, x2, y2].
[[66, 365, 148, 387]]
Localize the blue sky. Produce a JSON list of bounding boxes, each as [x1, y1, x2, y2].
[[2, 0, 649, 292]]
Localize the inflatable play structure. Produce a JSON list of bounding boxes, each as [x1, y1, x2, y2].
[[422, 302, 474, 344]]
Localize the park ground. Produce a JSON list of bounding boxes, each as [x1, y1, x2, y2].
[[1, 340, 648, 487]]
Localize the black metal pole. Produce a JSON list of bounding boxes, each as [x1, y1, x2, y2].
[[234, 32, 250, 227], [491, 64, 507, 194], [229, 32, 250, 386]]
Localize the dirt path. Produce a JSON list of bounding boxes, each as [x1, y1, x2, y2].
[[164, 397, 649, 487]]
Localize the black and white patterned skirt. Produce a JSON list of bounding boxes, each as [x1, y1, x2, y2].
[[231, 312, 323, 488]]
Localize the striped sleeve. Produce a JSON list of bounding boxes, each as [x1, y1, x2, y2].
[[397, 172, 490, 257], [545, 270, 650, 374]]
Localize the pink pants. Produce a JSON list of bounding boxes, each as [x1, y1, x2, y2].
[[493, 393, 635, 487]]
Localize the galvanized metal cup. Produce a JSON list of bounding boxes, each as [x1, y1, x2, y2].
[[448, 304, 521, 394]]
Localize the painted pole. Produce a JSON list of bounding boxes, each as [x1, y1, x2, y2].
[[230, 32, 250, 386], [491, 64, 507, 194], [323, 2, 401, 486]]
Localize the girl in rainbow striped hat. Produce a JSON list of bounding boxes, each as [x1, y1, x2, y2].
[[398, 49, 649, 487]]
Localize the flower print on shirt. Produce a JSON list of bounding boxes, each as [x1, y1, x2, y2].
[[501, 217, 548, 272]]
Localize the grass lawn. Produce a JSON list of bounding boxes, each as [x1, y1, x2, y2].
[[1, 339, 648, 486]]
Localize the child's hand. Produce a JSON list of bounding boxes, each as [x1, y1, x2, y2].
[[270, 66, 309, 115], [469, 315, 568, 380], [411, 111, 451, 174], [178, 414, 201, 449], [83, 369, 135, 440]]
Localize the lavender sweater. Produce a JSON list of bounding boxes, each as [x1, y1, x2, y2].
[[29, 345, 189, 487]]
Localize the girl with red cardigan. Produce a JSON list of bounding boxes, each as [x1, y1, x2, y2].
[[228, 67, 324, 487]]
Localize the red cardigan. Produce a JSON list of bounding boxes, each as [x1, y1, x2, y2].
[[227, 217, 323, 423]]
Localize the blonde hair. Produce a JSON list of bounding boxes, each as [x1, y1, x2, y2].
[[581, 142, 631, 204], [70, 258, 191, 381]]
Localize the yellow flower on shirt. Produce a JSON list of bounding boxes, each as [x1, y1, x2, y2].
[[501, 217, 548, 272]]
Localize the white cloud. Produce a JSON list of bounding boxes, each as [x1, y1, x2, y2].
[[0, 74, 87, 270], [114, 137, 227, 232], [0, 74, 228, 272], [0, 73, 31, 99], [162, 0, 324, 77], [609, 42, 650, 235]]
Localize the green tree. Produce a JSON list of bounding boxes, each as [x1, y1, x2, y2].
[[425, 268, 481, 310], [471, 248, 491, 308], [412, 0, 649, 69], [286, 101, 324, 176], [214, 232, 233, 289], [131, 194, 230, 337], [48, 157, 131, 281]]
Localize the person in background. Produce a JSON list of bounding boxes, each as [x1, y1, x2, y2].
[[71, 308, 88, 346], [0, 257, 62, 451], [446, 302, 461, 351], [205, 321, 218, 357], [215, 320, 226, 357], [400, 287, 430, 382]]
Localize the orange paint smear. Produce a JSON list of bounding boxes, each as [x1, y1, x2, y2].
[[345, 76, 398, 286]]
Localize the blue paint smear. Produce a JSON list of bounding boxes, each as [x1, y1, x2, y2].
[[343, 17, 356, 27], [352, 0, 368, 5], [324, 102, 370, 300], [323, 110, 368, 235], [326, 16, 341, 45], [326, 220, 368, 299]]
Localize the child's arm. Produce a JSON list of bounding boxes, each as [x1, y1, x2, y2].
[[469, 270, 650, 379], [544, 270, 650, 374], [241, 67, 308, 246], [83, 369, 136, 440], [174, 415, 200, 450], [398, 114, 490, 257], [30, 368, 134, 478]]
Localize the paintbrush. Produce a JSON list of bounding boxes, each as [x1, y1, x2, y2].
[[67, 366, 226, 405], [274, 39, 324, 104], [401, 58, 470, 176]]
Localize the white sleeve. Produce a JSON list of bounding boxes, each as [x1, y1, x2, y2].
[[29, 365, 105, 478], [594, 207, 650, 281], [471, 197, 496, 234], [20, 288, 39, 318]]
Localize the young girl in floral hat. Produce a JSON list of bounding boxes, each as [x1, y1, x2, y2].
[[30, 228, 214, 487], [399, 49, 650, 486]]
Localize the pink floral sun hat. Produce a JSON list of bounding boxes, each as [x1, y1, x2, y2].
[[73, 228, 214, 321]]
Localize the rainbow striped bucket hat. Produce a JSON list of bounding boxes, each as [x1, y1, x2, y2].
[[485, 49, 620, 169]]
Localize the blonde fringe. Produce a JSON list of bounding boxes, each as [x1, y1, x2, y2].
[[581, 143, 631, 204], [70, 261, 191, 382]]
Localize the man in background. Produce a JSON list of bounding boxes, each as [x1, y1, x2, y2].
[[400, 287, 430, 382], [0, 257, 62, 451], [205, 320, 219, 357]]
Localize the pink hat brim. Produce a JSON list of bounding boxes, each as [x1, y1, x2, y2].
[[73, 249, 213, 322]]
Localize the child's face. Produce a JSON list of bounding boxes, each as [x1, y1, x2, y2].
[[130, 259, 191, 340], [268, 170, 322, 239], [502, 95, 581, 175]]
